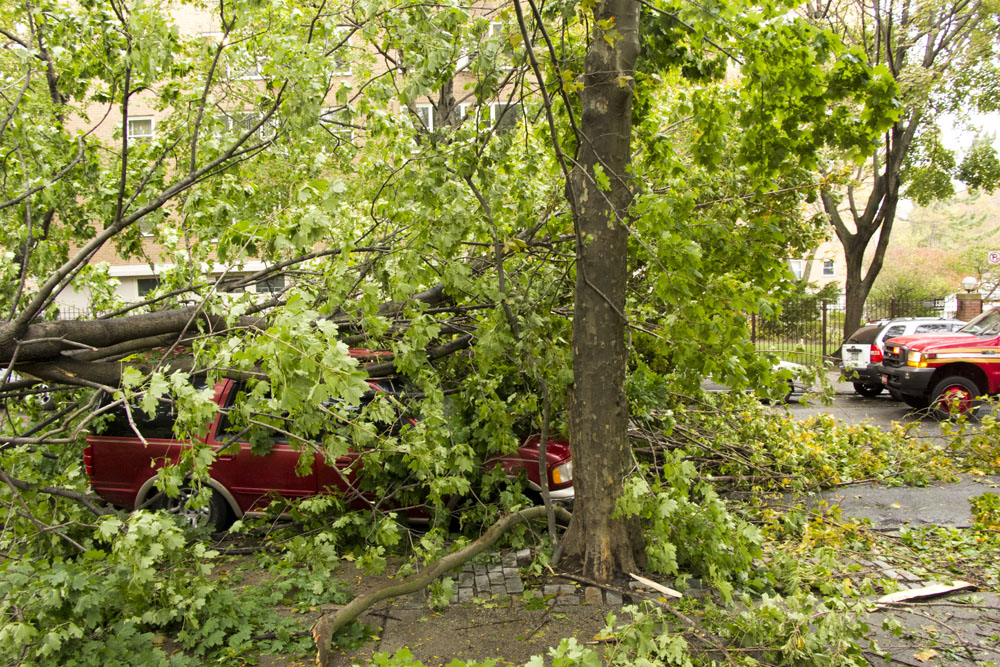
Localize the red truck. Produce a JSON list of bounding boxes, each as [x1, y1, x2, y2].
[[879, 307, 1000, 418], [84, 378, 574, 530]]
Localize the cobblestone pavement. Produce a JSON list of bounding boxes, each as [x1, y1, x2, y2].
[[447, 549, 629, 607]]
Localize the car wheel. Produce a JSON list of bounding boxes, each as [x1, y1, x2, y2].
[[887, 387, 902, 401], [930, 376, 981, 420], [853, 382, 884, 398], [155, 485, 232, 532], [900, 393, 930, 410]]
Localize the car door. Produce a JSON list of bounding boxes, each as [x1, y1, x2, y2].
[[208, 384, 318, 514]]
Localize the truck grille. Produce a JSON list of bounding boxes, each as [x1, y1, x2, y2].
[[883, 345, 907, 367]]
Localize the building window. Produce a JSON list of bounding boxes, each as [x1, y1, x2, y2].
[[491, 102, 522, 132], [412, 103, 434, 132], [320, 107, 353, 146], [256, 275, 285, 294], [822, 259, 835, 276], [127, 117, 154, 143], [226, 111, 278, 141], [137, 278, 160, 296], [328, 29, 351, 75], [788, 259, 804, 280]]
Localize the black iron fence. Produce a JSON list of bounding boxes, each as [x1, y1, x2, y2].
[[751, 296, 949, 365]]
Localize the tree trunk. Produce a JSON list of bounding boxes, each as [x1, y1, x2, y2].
[[558, 0, 646, 583]]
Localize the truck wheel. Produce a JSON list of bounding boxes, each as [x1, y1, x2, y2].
[[853, 383, 883, 398], [155, 485, 232, 532], [930, 376, 981, 420], [900, 393, 930, 410]]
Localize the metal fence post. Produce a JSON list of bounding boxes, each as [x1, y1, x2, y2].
[[751, 312, 756, 345], [821, 300, 828, 360]]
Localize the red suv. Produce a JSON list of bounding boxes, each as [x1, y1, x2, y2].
[[84, 379, 574, 530], [879, 307, 1000, 418]]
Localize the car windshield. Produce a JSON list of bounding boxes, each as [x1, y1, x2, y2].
[[959, 310, 1000, 336]]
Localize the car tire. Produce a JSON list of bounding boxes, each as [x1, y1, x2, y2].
[[887, 387, 902, 401], [155, 484, 232, 532], [930, 376, 981, 420], [853, 382, 884, 398], [900, 393, 930, 410]]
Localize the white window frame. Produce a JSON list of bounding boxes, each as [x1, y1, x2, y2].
[[822, 259, 835, 276], [126, 116, 155, 143], [412, 103, 434, 132], [327, 28, 352, 76], [789, 259, 804, 280], [320, 107, 353, 145], [255, 275, 285, 294], [225, 111, 278, 141]]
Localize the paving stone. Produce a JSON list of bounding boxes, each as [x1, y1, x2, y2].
[[506, 577, 524, 594], [475, 575, 490, 591], [502, 552, 517, 567], [491, 585, 506, 597], [515, 548, 532, 567], [583, 587, 603, 605], [474, 565, 486, 576], [553, 595, 580, 606], [488, 569, 505, 585], [457, 587, 474, 602], [459, 571, 474, 587], [605, 589, 623, 606]]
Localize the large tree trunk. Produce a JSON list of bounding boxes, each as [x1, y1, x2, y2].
[[558, 0, 646, 583]]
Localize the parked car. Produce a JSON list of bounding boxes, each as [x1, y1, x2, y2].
[[84, 378, 574, 530], [879, 307, 1000, 419], [702, 359, 809, 403], [840, 317, 965, 397]]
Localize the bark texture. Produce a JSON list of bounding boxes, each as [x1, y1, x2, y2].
[[824, 120, 915, 338], [558, 0, 646, 582]]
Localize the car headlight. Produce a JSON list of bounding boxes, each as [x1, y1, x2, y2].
[[551, 461, 573, 485], [907, 350, 927, 368]]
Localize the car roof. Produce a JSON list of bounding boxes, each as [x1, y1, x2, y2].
[[866, 316, 962, 325]]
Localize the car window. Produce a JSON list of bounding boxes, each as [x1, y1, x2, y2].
[[845, 325, 882, 344], [960, 310, 1000, 336], [915, 323, 948, 333], [95, 392, 178, 439], [215, 382, 289, 448], [882, 325, 906, 340]]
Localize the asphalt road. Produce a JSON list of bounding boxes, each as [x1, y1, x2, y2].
[[779, 375, 1000, 666], [779, 371, 1000, 529], [786, 372, 994, 437]]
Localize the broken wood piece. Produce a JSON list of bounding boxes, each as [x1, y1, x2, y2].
[[628, 573, 683, 599], [877, 581, 976, 605]]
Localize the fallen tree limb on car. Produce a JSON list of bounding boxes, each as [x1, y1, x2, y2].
[[312, 504, 572, 666]]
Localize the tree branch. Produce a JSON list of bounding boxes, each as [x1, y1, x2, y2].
[[312, 504, 572, 666]]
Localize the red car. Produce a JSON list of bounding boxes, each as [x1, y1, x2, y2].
[[879, 307, 1000, 418], [84, 379, 574, 530]]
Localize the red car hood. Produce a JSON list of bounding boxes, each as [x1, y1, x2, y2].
[[885, 332, 978, 352]]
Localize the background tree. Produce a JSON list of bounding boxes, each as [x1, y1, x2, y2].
[[805, 0, 1000, 337]]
